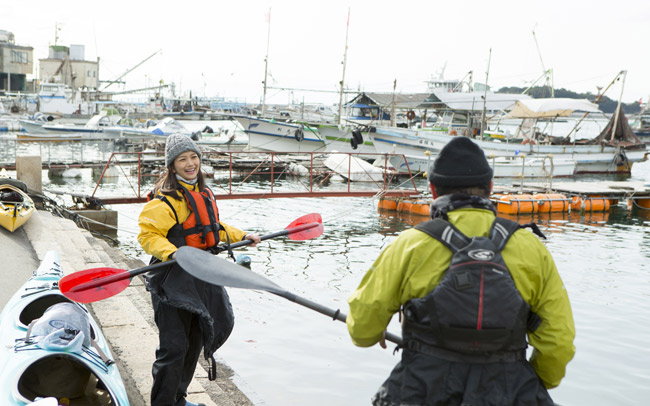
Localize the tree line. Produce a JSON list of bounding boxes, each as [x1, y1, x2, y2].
[[496, 86, 642, 114]]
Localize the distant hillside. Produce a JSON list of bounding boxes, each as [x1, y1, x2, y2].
[[496, 86, 641, 114]]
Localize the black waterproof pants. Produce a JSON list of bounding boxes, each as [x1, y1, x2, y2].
[[151, 295, 204, 406], [372, 349, 554, 406]]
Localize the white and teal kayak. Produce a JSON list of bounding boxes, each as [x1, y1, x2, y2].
[[0, 251, 129, 405]]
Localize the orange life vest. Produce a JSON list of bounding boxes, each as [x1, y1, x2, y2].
[[161, 185, 222, 249]]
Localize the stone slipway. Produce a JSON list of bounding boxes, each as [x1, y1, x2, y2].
[[22, 209, 256, 406]]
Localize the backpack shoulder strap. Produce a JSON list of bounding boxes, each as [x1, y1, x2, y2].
[[490, 217, 547, 251], [414, 218, 471, 253], [489, 217, 522, 251]]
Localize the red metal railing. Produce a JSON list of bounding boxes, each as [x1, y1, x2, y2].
[[90, 150, 421, 204]]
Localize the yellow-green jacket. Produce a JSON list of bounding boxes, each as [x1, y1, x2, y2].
[[138, 181, 247, 261], [347, 208, 575, 389]]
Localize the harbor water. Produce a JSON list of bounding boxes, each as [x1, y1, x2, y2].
[[2, 130, 650, 406]]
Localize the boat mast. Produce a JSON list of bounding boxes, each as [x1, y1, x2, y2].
[[262, 8, 271, 117], [338, 8, 350, 126], [532, 28, 554, 97], [480, 48, 492, 137], [610, 70, 627, 142], [391, 79, 396, 127], [564, 70, 624, 140]]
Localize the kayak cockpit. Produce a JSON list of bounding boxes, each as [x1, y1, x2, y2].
[[17, 353, 118, 405]]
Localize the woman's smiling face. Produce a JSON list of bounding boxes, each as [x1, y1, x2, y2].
[[172, 150, 201, 180]]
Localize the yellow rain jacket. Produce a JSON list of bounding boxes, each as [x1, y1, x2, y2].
[[347, 208, 575, 389], [138, 181, 247, 261]]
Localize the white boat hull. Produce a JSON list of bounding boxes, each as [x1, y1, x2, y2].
[[489, 157, 576, 178], [371, 126, 648, 174], [233, 115, 326, 153], [316, 126, 377, 155]]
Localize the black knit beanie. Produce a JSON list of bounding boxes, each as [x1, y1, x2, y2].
[[428, 137, 493, 187]]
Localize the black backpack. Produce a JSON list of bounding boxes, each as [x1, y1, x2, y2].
[[402, 217, 542, 357]]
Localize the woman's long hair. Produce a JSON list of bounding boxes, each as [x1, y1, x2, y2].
[[153, 163, 207, 200]]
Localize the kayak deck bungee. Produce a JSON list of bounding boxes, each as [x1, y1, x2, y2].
[[0, 251, 128, 405]]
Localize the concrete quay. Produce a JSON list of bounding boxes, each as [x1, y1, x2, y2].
[[7, 209, 255, 406]]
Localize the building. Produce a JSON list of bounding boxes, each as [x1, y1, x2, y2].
[[39, 44, 99, 90], [0, 30, 34, 92]]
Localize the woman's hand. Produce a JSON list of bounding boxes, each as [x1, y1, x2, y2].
[[244, 234, 262, 247]]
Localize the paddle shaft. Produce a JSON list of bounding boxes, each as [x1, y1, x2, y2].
[[69, 221, 322, 293], [274, 289, 403, 346], [226, 222, 321, 250]]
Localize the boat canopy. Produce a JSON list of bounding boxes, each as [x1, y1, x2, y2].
[[506, 98, 601, 119], [423, 91, 530, 112]]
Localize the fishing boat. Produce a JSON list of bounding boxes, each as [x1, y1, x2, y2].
[[315, 125, 377, 154], [102, 117, 193, 138], [232, 114, 326, 152], [22, 113, 122, 136], [371, 98, 648, 174], [0, 177, 35, 232], [0, 251, 129, 405], [488, 155, 577, 178]]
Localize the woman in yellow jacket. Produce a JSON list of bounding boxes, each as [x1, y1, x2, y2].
[[347, 137, 575, 406], [138, 133, 260, 406]]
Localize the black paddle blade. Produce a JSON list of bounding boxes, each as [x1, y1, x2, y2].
[[176, 246, 286, 295]]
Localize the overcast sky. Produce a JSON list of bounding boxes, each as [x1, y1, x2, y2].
[[4, 0, 650, 106]]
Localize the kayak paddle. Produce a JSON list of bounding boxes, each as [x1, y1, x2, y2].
[[175, 245, 403, 346], [60, 213, 324, 303]]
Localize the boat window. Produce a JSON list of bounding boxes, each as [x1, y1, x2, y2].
[[453, 113, 468, 124]]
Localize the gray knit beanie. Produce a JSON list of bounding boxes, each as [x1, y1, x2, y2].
[[165, 133, 201, 167]]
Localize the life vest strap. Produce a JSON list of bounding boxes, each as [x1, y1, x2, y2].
[[406, 339, 526, 363]]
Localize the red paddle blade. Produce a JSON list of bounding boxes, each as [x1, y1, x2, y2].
[[286, 213, 324, 241], [59, 267, 131, 303]]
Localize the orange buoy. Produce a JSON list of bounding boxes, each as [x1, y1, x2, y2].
[[378, 198, 398, 211], [397, 201, 413, 213], [410, 201, 430, 216], [533, 193, 570, 213], [571, 196, 611, 212], [631, 198, 650, 209], [583, 196, 610, 212], [494, 194, 539, 214]]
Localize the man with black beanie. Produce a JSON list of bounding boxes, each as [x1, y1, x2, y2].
[[347, 137, 575, 405]]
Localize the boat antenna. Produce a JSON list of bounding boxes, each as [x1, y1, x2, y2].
[[338, 8, 351, 126], [262, 7, 271, 117], [480, 48, 492, 137]]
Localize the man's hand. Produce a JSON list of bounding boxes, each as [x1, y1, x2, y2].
[[379, 331, 387, 349]]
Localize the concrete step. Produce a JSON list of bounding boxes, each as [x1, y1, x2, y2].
[[22, 210, 249, 406]]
